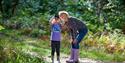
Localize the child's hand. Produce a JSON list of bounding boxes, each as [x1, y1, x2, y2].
[[51, 19, 56, 24]]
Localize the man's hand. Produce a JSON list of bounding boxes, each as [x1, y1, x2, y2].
[[72, 39, 77, 44], [70, 39, 73, 43]]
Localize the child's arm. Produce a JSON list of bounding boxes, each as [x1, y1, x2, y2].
[[51, 19, 56, 24], [49, 16, 55, 24]]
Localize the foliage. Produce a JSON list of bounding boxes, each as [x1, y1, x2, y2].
[[0, 0, 125, 33], [0, 0, 125, 62], [0, 47, 44, 63], [0, 31, 46, 63], [0, 25, 4, 30]]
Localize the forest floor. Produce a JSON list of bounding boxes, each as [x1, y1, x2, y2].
[[26, 40, 125, 63], [18, 35, 125, 63], [25, 39, 108, 63], [43, 52, 104, 63], [0, 29, 125, 63]]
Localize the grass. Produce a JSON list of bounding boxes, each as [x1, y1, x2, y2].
[[80, 49, 114, 61], [0, 29, 125, 63], [60, 32, 125, 62], [0, 29, 47, 63], [0, 41, 46, 63]]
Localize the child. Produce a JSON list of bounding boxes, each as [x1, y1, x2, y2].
[[50, 15, 61, 63]]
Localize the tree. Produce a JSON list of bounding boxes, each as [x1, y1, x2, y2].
[[0, 0, 19, 21]]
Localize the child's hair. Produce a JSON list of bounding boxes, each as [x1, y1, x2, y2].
[[54, 14, 59, 19]]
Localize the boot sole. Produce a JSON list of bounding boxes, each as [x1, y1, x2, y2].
[[75, 61, 79, 63], [66, 61, 74, 63]]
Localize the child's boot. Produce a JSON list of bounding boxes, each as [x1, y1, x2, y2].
[[57, 56, 60, 63], [52, 56, 54, 63]]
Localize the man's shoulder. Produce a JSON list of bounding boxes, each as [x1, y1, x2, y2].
[[69, 16, 77, 20], [69, 16, 82, 22]]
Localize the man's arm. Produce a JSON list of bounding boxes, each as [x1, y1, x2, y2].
[[70, 20, 78, 40]]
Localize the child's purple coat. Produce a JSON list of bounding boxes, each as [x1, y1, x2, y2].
[[50, 23, 61, 41]]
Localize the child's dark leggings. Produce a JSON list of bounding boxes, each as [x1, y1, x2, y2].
[[51, 41, 60, 57]]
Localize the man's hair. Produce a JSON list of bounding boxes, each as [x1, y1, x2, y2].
[[58, 11, 69, 17]]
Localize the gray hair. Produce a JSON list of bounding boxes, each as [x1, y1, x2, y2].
[[58, 11, 69, 17]]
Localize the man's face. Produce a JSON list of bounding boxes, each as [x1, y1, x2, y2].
[[59, 14, 68, 22]]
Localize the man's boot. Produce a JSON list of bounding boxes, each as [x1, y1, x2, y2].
[[73, 49, 79, 63], [66, 48, 74, 63]]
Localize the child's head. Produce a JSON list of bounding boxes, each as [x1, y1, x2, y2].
[[51, 14, 60, 24], [54, 14, 60, 21]]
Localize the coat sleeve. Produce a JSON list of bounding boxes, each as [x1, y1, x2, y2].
[[69, 20, 78, 39]]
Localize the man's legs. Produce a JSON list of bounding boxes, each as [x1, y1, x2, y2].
[[73, 28, 88, 63], [66, 48, 74, 62], [67, 28, 88, 63]]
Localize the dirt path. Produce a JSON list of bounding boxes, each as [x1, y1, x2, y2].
[[25, 40, 125, 63], [43, 52, 104, 63], [27, 49, 104, 63], [26, 40, 104, 63]]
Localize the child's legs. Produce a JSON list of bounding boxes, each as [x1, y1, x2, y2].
[[55, 41, 60, 57], [51, 41, 56, 56]]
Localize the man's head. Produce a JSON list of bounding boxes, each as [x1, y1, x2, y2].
[[58, 11, 69, 22]]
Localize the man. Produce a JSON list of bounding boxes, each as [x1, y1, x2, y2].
[[59, 11, 88, 63]]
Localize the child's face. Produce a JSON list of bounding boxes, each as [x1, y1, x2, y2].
[[55, 18, 60, 23], [51, 18, 60, 24]]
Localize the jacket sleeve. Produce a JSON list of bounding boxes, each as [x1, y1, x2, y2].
[[70, 21, 78, 39]]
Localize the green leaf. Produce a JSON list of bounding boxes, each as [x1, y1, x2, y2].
[[0, 25, 5, 30]]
